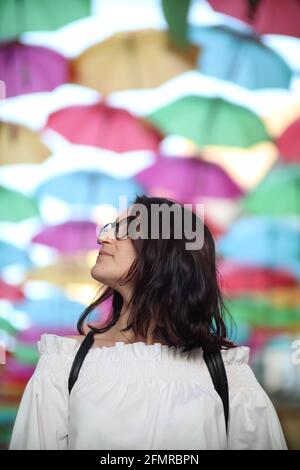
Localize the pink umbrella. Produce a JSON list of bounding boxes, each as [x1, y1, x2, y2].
[[277, 117, 300, 163], [217, 259, 298, 296], [135, 156, 244, 203], [0, 41, 69, 98], [45, 102, 163, 152], [208, 0, 300, 38], [0, 280, 24, 301], [31, 221, 98, 253]]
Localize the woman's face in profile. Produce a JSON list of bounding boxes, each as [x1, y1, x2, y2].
[[91, 208, 137, 288]]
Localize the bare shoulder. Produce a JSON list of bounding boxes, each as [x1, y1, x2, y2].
[[63, 332, 119, 348]]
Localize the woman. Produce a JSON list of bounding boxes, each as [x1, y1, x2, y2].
[[9, 194, 287, 450]]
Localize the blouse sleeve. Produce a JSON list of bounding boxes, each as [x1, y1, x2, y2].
[[9, 335, 73, 450], [222, 347, 288, 450]]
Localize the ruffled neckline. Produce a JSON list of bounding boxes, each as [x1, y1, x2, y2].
[[37, 334, 250, 365]]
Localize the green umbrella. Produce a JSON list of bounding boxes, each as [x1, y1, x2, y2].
[[147, 95, 271, 148], [0, 0, 91, 40], [226, 297, 300, 327], [243, 164, 300, 215], [0, 186, 39, 222]]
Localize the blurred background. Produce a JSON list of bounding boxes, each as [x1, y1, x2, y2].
[[0, 0, 300, 450]]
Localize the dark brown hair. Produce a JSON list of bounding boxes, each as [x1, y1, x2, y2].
[[77, 194, 236, 353]]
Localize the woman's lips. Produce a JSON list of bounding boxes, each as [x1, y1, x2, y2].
[[97, 251, 112, 259]]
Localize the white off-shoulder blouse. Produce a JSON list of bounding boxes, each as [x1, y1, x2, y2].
[[9, 334, 287, 450]]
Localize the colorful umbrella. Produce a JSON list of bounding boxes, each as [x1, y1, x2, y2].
[[226, 297, 300, 327], [243, 164, 300, 215], [35, 170, 143, 206], [135, 156, 243, 203], [12, 297, 86, 329], [0, 281, 24, 301], [45, 102, 163, 152], [208, 0, 300, 38], [0, 241, 32, 269], [0, 122, 50, 165], [25, 253, 98, 287], [258, 287, 300, 309], [218, 216, 300, 279], [0, 41, 69, 98], [277, 118, 300, 164], [70, 29, 199, 95], [31, 221, 98, 253], [0, 0, 91, 40], [218, 259, 298, 296], [146, 95, 271, 148], [188, 25, 292, 90], [0, 185, 39, 221]]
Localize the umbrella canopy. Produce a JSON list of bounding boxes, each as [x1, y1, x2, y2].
[[188, 25, 291, 89], [208, 0, 300, 38], [259, 287, 300, 309], [135, 156, 243, 202], [146, 95, 271, 148], [226, 297, 300, 327], [0, 185, 39, 222], [0, 0, 91, 40], [45, 102, 163, 152], [218, 216, 300, 279], [242, 164, 300, 215], [25, 253, 98, 287], [35, 170, 143, 206], [32, 221, 98, 253], [70, 29, 199, 95], [189, 25, 292, 90], [277, 118, 300, 164], [0, 41, 69, 98], [0, 122, 50, 165], [0, 281, 24, 301], [12, 297, 86, 328], [218, 259, 298, 296], [0, 241, 32, 270]]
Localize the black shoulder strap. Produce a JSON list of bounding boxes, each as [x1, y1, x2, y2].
[[68, 330, 95, 394], [203, 348, 229, 434]]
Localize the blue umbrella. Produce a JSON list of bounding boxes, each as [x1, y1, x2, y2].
[[0, 241, 32, 270], [35, 170, 144, 206], [218, 216, 300, 279], [188, 25, 292, 90], [12, 297, 87, 328]]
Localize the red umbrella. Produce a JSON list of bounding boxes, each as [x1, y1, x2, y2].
[[217, 259, 298, 296], [0, 41, 69, 98], [208, 0, 300, 38], [0, 280, 24, 301], [45, 102, 163, 152], [277, 117, 300, 164]]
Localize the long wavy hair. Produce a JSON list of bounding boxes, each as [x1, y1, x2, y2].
[[77, 194, 237, 353]]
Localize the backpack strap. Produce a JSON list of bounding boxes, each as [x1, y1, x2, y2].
[[68, 330, 96, 394], [203, 348, 229, 434]]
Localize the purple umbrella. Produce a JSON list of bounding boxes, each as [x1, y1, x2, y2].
[[135, 155, 244, 203], [0, 41, 69, 98], [31, 221, 98, 253]]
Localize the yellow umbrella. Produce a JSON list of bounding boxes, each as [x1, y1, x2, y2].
[[25, 253, 97, 288], [257, 287, 300, 309], [71, 29, 199, 95], [0, 122, 50, 165]]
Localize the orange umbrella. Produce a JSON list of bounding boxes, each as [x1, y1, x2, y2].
[[70, 29, 199, 95], [0, 122, 50, 165]]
